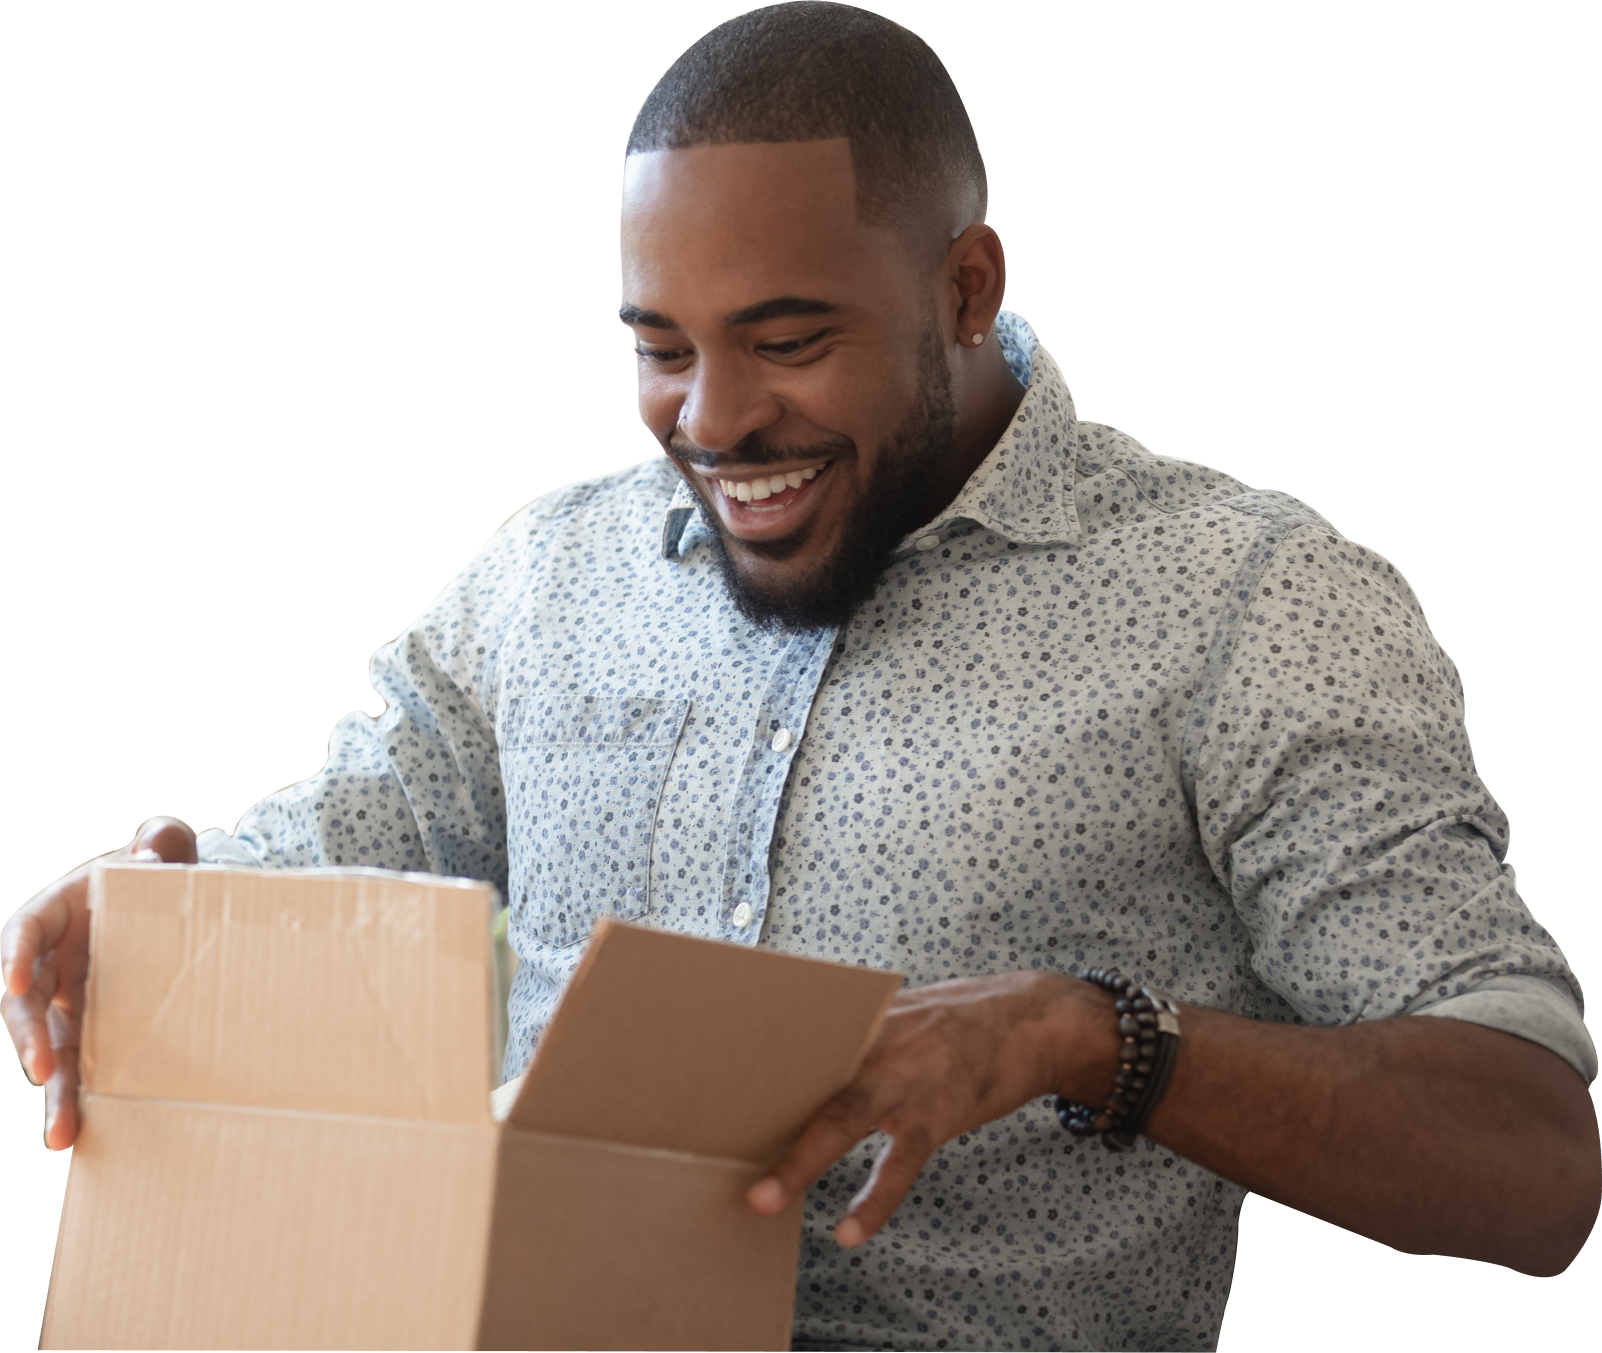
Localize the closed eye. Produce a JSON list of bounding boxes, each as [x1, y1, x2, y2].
[[634, 345, 689, 364], [756, 329, 830, 359]]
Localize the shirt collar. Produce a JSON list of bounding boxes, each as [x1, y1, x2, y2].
[[661, 311, 1080, 562], [914, 312, 1080, 550]]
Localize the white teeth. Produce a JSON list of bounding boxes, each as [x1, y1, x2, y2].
[[716, 462, 826, 504]]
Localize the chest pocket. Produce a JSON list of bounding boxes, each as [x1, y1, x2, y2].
[[501, 694, 689, 949]]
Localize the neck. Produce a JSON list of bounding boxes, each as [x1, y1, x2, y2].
[[930, 338, 1027, 514]]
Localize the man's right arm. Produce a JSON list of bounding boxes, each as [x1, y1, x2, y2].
[[3, 489, 566, 1148]]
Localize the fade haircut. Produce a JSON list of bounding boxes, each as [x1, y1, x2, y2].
[[627, 3, 987, 242]]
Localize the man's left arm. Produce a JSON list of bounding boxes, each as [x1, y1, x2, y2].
[[752, 525, 1601, 1274]]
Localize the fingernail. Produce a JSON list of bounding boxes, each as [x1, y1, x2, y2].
[[835, 1216, 865, 1248], [748, 1178, 786, 1212]]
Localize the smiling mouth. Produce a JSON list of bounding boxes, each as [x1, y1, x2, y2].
[[713, 462, 826, 509]]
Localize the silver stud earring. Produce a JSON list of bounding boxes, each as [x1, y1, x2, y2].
[[971, 332, 985, 346]]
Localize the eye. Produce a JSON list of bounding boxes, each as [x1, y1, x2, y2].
[[756, 329, 829, 359], [633, 345, 689, 365]]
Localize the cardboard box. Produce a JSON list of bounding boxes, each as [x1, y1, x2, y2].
[[42, 864, 900, 1349]]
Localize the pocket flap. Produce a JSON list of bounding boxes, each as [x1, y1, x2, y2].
[[504, 695, 689, 749]]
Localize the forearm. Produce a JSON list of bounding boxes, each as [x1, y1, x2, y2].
[[1129, 1007, 1600, 1274]]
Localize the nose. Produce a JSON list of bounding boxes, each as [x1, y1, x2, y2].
[[676, 352, 783, 456]]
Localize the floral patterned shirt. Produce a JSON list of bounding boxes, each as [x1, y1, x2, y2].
[[200, 312, 1592, 1351]]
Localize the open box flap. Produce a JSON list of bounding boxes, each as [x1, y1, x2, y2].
[[507, 920, 901, 1163], [83, 864, 497, 1123]]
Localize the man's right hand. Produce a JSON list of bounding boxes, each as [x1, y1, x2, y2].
[[2, 817, 197, 1149]]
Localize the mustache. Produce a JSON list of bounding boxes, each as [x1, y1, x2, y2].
[[668, 428, 854, 473]]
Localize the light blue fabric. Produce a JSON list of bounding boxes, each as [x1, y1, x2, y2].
[[200, 313, 1590, 1352]]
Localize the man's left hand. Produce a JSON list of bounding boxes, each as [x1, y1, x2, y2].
[[747, 970, 1119, 1245]]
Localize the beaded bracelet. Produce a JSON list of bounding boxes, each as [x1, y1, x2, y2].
[[1054, 967, 1182, 1152]]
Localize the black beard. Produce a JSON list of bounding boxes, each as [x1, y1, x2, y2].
[[691, 324, 957, 632]]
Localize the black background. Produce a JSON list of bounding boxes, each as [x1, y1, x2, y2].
[[9, 5, 1589, 1344]]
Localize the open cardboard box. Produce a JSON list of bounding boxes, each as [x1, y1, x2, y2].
[[42, 864, 900, 1349]]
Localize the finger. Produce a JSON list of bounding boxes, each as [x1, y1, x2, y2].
[[2, 873, 82, 998], [834, 1123, 935, 1247], [43, 1045, 80, 1151], [2, 985, 56, 1086], [748, 1089, 878, 1214], [133, 817, 198, 864]]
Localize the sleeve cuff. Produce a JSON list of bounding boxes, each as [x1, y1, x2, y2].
[[1410, 976, 1597, 1082], [193, 828, 264, 869]]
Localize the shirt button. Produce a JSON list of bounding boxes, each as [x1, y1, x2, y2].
[[771, 727, 793, 752], [915, 534, 940, 551], [732, 902, 754, 929]]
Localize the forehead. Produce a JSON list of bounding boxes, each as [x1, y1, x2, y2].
[[620, 139, 907, 313]]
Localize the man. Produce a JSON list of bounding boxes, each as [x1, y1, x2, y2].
[[5, 4, 1597, 1349]]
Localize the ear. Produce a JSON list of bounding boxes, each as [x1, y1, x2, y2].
[[944, 224, 1007, 346]]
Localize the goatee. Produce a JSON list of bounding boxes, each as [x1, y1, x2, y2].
[[694, 322, 958, 632]]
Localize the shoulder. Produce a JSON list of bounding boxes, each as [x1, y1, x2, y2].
[[1074, 420, 1337, 542], [499, 457, 676, 534], [493, 456, 680, 543]]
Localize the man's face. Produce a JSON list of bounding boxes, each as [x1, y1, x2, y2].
[[620, 139, 957, 629]]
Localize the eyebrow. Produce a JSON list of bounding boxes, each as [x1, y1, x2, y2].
[[723, 296, 840, 327], [617, 295, 840, 331]]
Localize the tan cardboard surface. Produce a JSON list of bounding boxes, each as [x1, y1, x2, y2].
[[43, 1095, 497, 1350], [83, 864, 497, 1123], [49, 869, 901, 1350], [508, 918, 902, 1162], [477, 1129, 803, 1350]]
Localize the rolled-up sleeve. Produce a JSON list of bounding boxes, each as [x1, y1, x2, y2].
[[1189, 523, 1595, 1080], [196, 492, 567, 896]]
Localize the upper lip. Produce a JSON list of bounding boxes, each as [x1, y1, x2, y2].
[[684, 457, 831, 483]]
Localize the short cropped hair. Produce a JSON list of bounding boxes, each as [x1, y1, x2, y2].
[[627, 2, 987, 237]]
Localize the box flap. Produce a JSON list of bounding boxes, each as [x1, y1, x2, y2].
[[476, 1129, 801, 1350], [82, 864, 496, 1123], [507, 920, 900, 1163]]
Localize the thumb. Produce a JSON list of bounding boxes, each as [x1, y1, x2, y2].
[[131, 817, 198, 864]]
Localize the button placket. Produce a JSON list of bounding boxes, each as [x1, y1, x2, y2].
[[720, 628, 832, 933]]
